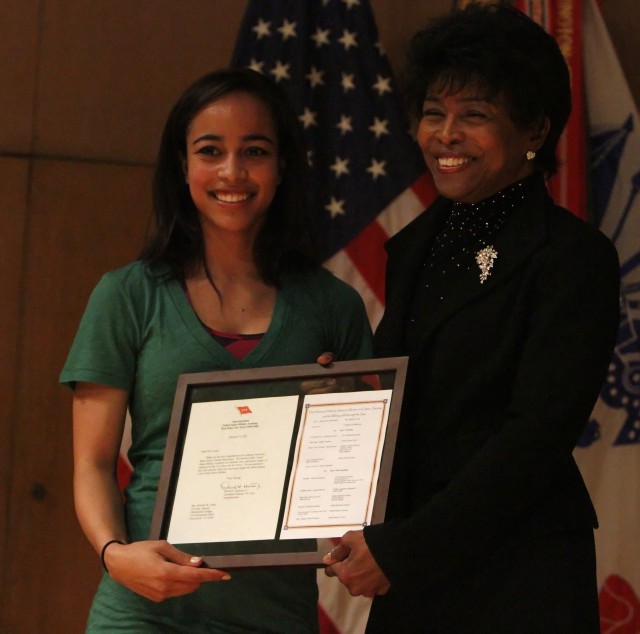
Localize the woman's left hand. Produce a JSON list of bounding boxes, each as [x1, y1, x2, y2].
[[105, 540, 230, 602], [316, 351, 334, 366], [323, 530, 390, 598]]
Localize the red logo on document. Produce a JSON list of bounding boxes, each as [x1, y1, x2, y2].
[[236, 406, 252, 415]]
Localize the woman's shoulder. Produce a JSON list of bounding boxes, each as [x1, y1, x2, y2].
[[98, 260, 171, 292], [281, 267, 368, 318], [87, 261, 175, 313], [534, 203, 620, 290], [545, 203, 617, 261], [286, 266, 362, 299], [100, 260, 162, 282]]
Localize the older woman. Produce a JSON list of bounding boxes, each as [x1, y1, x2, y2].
[[61, 68, 371, 633], [324, 5, 619, 632]]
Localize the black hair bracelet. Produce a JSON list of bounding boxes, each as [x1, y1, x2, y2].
[[100, 539, 125, 574]]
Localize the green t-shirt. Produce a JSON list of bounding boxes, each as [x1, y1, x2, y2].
[[61, 261, 372, 633]]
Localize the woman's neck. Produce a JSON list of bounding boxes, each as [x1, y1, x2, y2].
[[201, 229, 260, 282], [179, 226, 274, 335]]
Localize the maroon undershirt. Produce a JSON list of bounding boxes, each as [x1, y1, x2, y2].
[[183, 284, 264, 360], [205, 327, 263, 360]]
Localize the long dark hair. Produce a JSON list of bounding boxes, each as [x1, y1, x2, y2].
[[404, 2, 571, 176], [140, 67, 318, 284]]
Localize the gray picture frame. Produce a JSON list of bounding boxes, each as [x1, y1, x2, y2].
[[149, 356, 408, 569]]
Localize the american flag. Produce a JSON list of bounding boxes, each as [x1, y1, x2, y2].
[[231, 0, 433, 328], [231, 1, 433, 631]]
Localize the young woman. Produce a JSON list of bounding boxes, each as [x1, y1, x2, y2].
[[61, 68, 372, 633]]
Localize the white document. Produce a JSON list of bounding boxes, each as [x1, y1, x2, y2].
[[167, 395, 299, 544], [280, 389, 392, 539]]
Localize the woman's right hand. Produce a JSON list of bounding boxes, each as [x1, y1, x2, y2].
[[103, 539, 230, 602], [72, 383, 230, 602]]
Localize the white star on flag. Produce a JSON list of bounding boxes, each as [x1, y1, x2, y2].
[[252, 19, 271, 39], [306, 66, 325, 88], [367, 158, 387, 180], [325, 197, 346, 218], [373, 74, 392, 96], [330, 156, 350, 178], [338, 29, 358, 50], [311, 27, 331, 48], [277, 19, 297, 40], [369, 117, 390, 138], [341, 73, 356, 92], [298, 107, 318, 129], [248, 58, 264, 73], [270, 60, 291, 82], [336, 115, 353, 135]]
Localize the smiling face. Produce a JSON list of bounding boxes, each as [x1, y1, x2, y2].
[[417, 88, 547, 203], [183, 91, 281, 241]]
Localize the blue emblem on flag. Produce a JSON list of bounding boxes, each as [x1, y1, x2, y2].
[[579, 113, 640, 447]]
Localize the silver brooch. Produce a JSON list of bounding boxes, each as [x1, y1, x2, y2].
[[475, 246, 498, 284]]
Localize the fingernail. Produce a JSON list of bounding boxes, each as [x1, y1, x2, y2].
[[222, 574, 231, 581], [190, 556, 201, 564]]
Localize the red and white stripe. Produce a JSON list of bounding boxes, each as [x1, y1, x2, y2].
[[324, 173, 435, 328]]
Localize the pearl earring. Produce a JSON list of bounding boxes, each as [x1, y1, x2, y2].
[[526, 151, 536, 161]]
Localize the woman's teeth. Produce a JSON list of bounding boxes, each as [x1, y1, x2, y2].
[[438, 157, 471, 167], [214, 192, 251, 203]]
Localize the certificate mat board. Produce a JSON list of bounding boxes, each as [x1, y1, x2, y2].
[[150, 357, 408, 568]]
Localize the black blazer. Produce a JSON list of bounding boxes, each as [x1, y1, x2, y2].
[[364, 178, 620, 631]]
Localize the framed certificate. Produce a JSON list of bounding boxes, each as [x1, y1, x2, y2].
[[150, 357, 408, 568]]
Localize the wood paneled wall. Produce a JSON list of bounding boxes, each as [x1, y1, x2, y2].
[[1, 1, 637, 632]]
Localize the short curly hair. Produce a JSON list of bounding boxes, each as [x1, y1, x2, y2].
[[404, 2, 571, 176]]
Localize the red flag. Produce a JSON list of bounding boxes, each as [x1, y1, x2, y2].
[[513, 0, 587, 219]]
